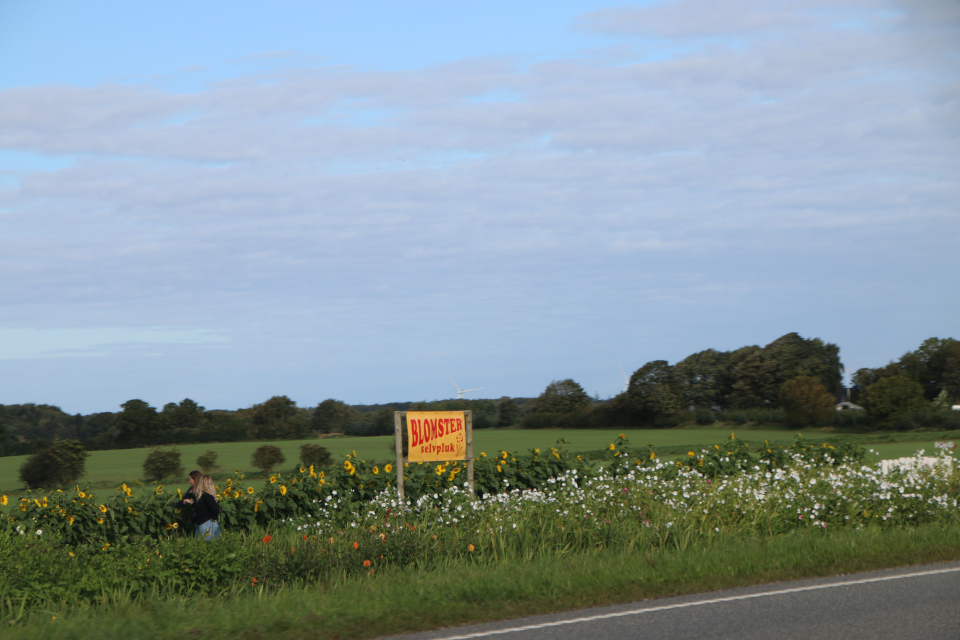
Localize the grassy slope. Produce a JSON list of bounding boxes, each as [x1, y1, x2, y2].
[[2, 427, 957, 494]]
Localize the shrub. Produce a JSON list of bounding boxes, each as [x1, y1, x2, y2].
[[299, 444, 332, 469], [143, 447, 184, 480], [251, 445, 285, 473], [18, 440, 88, 489], [695, 409, 717, 425], [196, 449, 219, 474]]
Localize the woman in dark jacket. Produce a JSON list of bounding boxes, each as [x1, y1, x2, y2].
[[177, 470, 221, 539]]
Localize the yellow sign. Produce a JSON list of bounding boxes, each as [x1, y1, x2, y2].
[[406, 411, 466, 461]]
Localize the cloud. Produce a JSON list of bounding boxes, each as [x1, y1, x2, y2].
[[0, 0, 956, 410]]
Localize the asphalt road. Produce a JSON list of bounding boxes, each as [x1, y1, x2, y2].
[[384, 562, 960, 640]]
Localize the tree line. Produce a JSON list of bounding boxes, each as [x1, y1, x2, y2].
[[0, 395, 533, 457], [1, 332, 957, 456], [521, 333, 959, 431]]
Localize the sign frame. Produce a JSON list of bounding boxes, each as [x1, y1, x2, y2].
[[394, 410, 474, 501]]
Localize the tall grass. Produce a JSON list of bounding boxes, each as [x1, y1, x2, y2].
[[6, 523, 960, 640]]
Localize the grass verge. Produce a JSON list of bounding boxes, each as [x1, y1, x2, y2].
[[10, 522, 960, 640]]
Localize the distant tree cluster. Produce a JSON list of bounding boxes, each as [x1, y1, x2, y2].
[[2, 334, 956, 457], [851, 337, 960, 430], [520, 332, 848, 429]]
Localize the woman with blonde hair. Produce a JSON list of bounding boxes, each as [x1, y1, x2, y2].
[[177, 471, 221, 540]]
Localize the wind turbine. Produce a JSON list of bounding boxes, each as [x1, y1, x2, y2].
[[618, 360, 630, 393], [447, 373, 484, 399]]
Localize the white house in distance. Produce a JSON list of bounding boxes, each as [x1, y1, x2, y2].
[[835, 401, 865, 411]]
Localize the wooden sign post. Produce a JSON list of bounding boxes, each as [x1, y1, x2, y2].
[[394, 410, 473, 501]]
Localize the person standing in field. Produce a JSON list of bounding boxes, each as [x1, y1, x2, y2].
[[177, 470, 221, 539]]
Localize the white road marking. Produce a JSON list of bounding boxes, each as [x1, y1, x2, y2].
[[428, 565, 960, 639]]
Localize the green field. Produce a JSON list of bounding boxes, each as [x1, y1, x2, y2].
[[1, 427, 956, 494]]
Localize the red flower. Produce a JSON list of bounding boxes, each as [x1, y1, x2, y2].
[[302, 535, 308, 541], [352, 541, 359, 550], [262, 535, 272, 543], [363, 559, 371, 567]]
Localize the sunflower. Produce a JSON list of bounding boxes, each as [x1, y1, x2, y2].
[[270, 476, 277, 484], [280, 485, 287, 496], [247, 487, 255, 494], [384, 464, 393, 473]]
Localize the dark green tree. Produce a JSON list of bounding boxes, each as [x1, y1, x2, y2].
[[142, 447, 184, 480], [673, 348, 728, 409], [115, 399, 162, 444], [911, 338, 960, 401], [497, 397, 520, 427], [531, 379, 591, 415], [371, 407, 396, 436], [251, 445, 286, 473], [779, 375, 836, 428], [169, 398, 206, 431], [862, 376, 927, 430], [726, 333, 843, 408], [616, 360, 683, 426], [196, 449, 219, 474], [310, 399, 359, 434], [299, 443, 332, 469], [851, 337, 960, 404], [252, 396, 308, 439], [18, 440, 89, 489]]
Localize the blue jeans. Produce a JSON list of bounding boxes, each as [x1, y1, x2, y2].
[[196, 519, 221, 540]]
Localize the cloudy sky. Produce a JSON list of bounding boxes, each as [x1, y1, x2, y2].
[[1, 0, 957, 415]]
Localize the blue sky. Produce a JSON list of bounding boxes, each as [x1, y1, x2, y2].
[[1, 0, 957, 415]]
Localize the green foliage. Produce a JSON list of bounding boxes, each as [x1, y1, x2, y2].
[[715, 407, 786, 425], [142, 448, 184, 481], [196, 449, 219, 474], [727, 333, 843, 408], [852, 337, 960, 404], [299, 444, 332, 469], [310, 399, 359, 434], [164, 398, 205, 431], [863, 376, 927, 430], [252, 396, 308, 439], [529, 379, 591, 416], [615, 360, 683, 427], [779, 375, 835, 428], [115, 399, 161, 444], [694, 409, 717, 425], [674, 349, 729, 409], [17, 441, 88, 489], [497, 397, 519, 427], [251, 445, 285, 473]]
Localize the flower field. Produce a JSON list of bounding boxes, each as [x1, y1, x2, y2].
[[1, 434, 958, 626]]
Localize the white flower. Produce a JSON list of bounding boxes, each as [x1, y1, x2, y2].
[[36, 529, 43, 536]]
